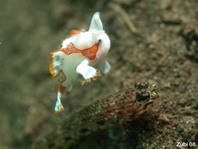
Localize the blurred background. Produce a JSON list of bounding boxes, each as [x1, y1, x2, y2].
[[0, 0, 197, 148]]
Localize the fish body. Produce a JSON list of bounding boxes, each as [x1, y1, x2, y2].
[[49, 12, 111, 113]]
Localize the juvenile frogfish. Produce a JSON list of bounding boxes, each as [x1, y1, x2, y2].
[[49, 12, 111, 114]]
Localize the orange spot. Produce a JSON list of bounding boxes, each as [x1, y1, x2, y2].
[[60, 42, 99, 60], [70, 30, 84, 35]]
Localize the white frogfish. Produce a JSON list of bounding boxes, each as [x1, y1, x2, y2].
[[49, 12, 111, 114]]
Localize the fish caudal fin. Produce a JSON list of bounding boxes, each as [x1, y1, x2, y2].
[[54, 86, 66, 114], [49, 51, 64, 78]]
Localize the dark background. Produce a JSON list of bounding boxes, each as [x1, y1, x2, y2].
[[0, 0, 197, 148]]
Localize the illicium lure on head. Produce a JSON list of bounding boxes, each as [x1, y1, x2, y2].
[[49, 12, 111, 114]]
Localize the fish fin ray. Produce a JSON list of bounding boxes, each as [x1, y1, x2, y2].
[[49, 51, 64, 78]]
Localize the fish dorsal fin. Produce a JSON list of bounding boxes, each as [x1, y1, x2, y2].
[[88, 12, 103, 31], [70, 30, 84, 35]]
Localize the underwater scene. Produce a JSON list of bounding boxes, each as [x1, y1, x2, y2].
[[0, 0, 197, 148]]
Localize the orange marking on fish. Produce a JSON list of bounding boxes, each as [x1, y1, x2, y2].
[[58, 85, 66, 93], [49, 55, 55, 78], [70, 30, 84, 35], [54, 103, 64, 114], [60, 42, 99, 60], [81, 43, 99, 60], [49, 51, 62, 78]]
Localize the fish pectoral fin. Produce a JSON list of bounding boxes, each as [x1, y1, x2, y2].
[[76, 59, 97, 79], [49, 51, 64, 78], [98, 60, 111, 74]]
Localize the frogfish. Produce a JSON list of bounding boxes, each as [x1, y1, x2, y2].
[[49, 12, 111, 113]]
